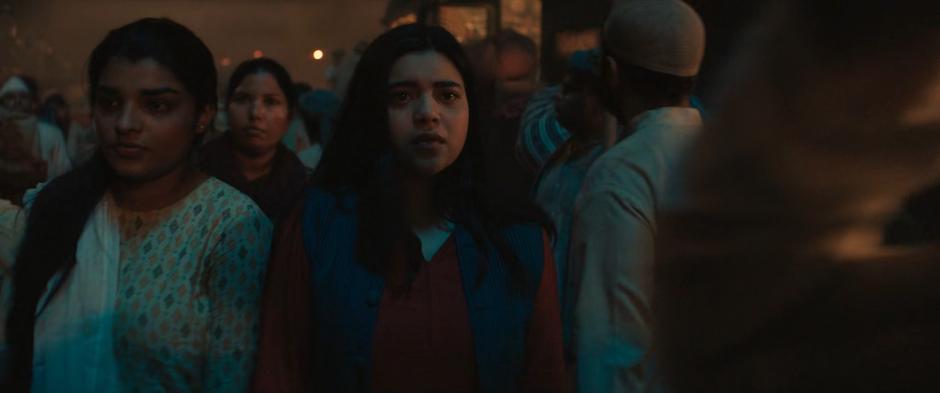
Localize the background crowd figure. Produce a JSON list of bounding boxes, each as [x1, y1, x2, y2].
[[0, 0, 939, 392]]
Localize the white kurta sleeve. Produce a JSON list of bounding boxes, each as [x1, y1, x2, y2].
[[568, 167, 657, 393]]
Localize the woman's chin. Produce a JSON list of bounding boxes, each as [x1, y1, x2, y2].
[[232, 135, 278, 156], [408, 161, 451, 178]]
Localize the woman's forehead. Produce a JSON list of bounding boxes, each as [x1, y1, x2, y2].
[[388, 50, 464, 86], [97, 57, 186, 94], [234, 72, 284, 94]]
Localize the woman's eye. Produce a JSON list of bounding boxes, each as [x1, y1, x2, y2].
[[389, 91, 412, 105], [231, 94, 250, 105], [96, 98, 120, 113], [146, 100, 170, 113], [264, 97, 281, 107], [438, 91, 461, 103]]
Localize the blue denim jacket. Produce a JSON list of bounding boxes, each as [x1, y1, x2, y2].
[[300, 187, 546, 392]]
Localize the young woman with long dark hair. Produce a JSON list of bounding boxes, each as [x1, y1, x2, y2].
[[200, 58, 308, 223], [253, 24, 567, 392], [2, 18, 272, 392]]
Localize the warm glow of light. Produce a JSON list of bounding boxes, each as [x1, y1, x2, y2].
[[555, 29, 600, 58], [252, 50, 264, 59], [439, 6, 490, 43], [389, 13, 418, 28], [312, 49, 324, 60], [220, 57, 232, 67]]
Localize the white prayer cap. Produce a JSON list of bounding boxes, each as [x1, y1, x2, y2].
[[603, 0, 706, 77], [0, 76, 31, 96]]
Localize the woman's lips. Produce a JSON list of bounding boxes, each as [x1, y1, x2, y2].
[[411, 133, 446, 152], [112, 143, 146, 158], [412, 133, 445, 143], [246, 127, 267, 136]]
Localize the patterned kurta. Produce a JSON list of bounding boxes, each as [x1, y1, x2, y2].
[[111, 177, 272, 392]]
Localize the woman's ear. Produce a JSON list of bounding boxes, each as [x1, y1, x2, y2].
[[195, 105, 217, 135]]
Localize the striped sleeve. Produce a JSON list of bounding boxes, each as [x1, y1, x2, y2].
[[516, 85, 571, 172]]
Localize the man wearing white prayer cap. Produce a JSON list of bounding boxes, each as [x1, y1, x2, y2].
[[0, 76, 37, 116], [565, 1, 705, 392], [0, 75, 72, 183]]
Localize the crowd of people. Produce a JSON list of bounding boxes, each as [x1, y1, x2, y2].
[[0, 0, 938, 392]]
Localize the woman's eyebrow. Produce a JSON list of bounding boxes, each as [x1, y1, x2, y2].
[[433, 81, 463, 89], [388, 80, 419, 89], [139, 87, 182, 97], [387, 80, 464, 89]]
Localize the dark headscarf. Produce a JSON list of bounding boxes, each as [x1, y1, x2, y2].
[[200, 132, 308, 223]]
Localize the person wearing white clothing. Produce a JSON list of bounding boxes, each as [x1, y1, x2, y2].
[[566, 2, 706, 392], [0, 76, 73, 180]]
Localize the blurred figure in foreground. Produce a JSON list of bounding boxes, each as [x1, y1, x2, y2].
[[654, 1, 940, 392]]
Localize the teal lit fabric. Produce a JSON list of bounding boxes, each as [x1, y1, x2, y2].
[[110, 179, 272, 392]]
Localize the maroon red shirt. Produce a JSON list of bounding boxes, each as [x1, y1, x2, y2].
[[252, 205, 568, 392]]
